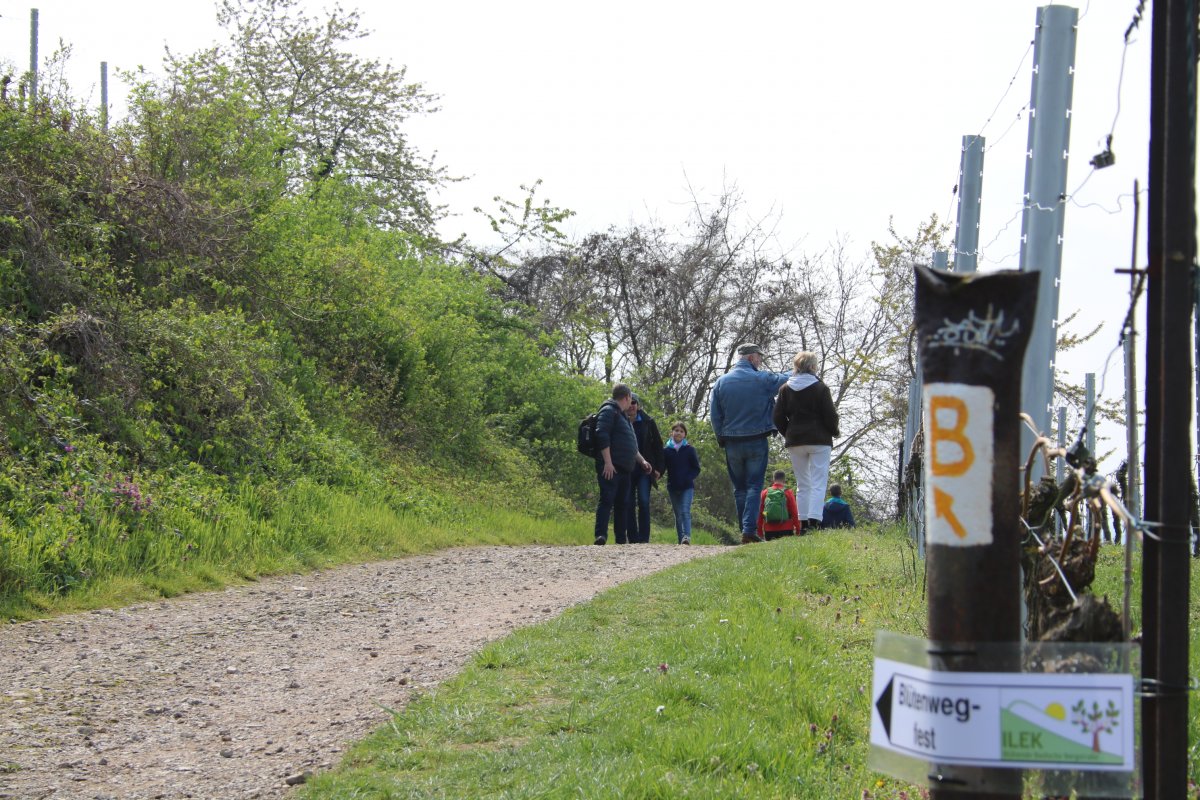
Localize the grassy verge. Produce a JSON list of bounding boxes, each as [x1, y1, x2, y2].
[[0, 472, 729, 621], [300, 527, 1200, 800]]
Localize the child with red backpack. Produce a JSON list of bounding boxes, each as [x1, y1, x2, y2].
[[756, 470, 802, 540]]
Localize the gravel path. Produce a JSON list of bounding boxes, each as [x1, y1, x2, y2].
[[0, 544, 723, 799]]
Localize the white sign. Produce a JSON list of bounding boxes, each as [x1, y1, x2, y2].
[[922, 383, 994, 546], [871, 656, 1135, 771]]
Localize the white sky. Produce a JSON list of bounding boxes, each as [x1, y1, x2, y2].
[[0, 0, 1184, 471]]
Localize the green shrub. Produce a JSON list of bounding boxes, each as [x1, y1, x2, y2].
[[0, 64, 654, 612]]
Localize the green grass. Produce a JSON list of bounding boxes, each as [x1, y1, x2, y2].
[[0, 477, 572, 620], [0, 473, 729, 621], [300, 527, 929, 799], [300, 527, 1200, 800]]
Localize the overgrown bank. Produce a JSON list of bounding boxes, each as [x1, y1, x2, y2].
[[0, 67, 611, 617]]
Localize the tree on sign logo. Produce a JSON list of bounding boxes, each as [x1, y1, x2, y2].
[[1070, 698, 1119, 753]]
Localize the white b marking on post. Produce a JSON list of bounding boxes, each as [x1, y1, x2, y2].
[[923, 383, 994, 546]]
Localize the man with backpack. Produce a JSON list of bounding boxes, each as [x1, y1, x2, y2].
[[589, 383, 653, 546], [757, 470, 802, 540]]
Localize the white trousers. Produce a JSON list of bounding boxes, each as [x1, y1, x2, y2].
[[786, 444, 832, 521]]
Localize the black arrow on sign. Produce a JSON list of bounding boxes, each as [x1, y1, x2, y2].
[[875, 677, 893, 740]]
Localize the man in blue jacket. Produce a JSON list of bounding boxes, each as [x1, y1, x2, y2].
[[593, 383, 654, 546], [709, 344, 791, 542]]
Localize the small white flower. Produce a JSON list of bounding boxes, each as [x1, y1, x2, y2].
[[655, 705, 665, 715]]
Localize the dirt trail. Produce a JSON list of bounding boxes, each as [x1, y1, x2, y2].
[[0, 544, 722, 799]]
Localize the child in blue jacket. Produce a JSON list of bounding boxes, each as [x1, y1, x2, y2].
[[821, 484, 856, 528], [662, 422, 701, 544]]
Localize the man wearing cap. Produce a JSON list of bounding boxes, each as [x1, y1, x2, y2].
[[709, 344, 791, 542]]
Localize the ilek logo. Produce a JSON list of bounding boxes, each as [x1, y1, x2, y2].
[[1000, 688, 1125, 765]]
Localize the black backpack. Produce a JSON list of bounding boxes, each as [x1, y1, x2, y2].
[[576, 411, 601, 457]]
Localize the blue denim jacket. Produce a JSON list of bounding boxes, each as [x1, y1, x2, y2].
[[709, 359, 791, 439]]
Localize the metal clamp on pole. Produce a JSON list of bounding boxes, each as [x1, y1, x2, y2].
[[1136, 676, 1200, 698]]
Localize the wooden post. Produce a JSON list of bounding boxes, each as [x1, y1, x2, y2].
[[915, 265, 1038, 799]]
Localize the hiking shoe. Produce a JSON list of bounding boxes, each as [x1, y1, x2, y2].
[[741, 533, 762, 544], [594, 535, 607, 545], [681, 537, 690, 545]]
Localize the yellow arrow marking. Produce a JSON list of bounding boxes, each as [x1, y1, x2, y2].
[[933, 487, 967, 539]]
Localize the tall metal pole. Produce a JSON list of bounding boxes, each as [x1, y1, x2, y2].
[[1084, 373, 1096, 455], [1124, 182, 1142, 525], [954, 135, 985, 274], [1018, 5, 1078, 469], [1122, 334, 1138, 643], [1084, 373, 1096, 535], [100, 62, 108, 131], [1056, 407, 1067, 484], [1124, 335, 1141, 521], [1142, 0, 1196, 795], [905, 377, 922, 467], [1056, 406, 1067, 536], [29, 9, 39, 106]]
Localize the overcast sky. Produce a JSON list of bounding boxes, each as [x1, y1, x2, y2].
[[0, 0, 1180, 469]]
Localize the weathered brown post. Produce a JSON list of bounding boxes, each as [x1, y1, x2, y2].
[[914, 265, 1038, 799]]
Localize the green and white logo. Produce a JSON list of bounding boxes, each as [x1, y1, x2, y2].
[[1001, 688, 1124, 765]]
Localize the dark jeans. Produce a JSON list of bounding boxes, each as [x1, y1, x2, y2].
[[626, 471, 652, 543], [723, 437, 770, 534], [594, 462, 631, 544]]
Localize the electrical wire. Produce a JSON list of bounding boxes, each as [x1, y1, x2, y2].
[[983, 105, 1029, 154], [1068, 187, 1147, 215], [976, 40, 1036, 141]]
